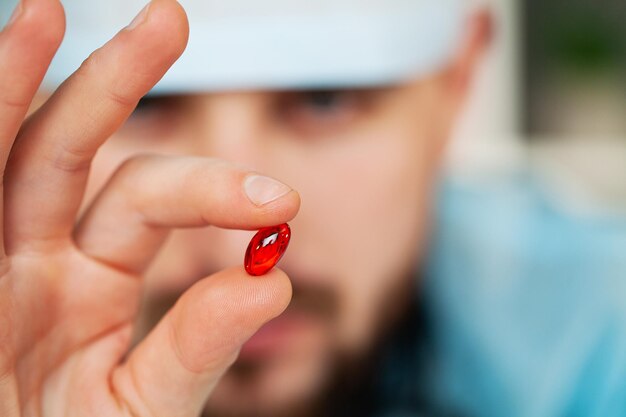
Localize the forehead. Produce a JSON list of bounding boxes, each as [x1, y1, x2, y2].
[[0, 0, 468, 95]]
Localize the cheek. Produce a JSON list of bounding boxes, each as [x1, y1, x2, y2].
[[292, 127, 435, 351]]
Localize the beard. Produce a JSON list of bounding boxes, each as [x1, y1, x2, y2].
[[134, 268, 416, 417], [201, 275, 417, 417]]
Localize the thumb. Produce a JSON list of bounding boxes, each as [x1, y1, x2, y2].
[[112, 266, 292, 417]]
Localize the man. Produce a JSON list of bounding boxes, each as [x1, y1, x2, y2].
[[0, 0, 491, 416]]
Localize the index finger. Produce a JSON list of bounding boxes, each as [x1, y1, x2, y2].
[[4, 0, 189, 253], [74, 155, 301, 274]]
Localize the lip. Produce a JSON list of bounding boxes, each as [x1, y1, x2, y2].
[[239, 310, 319, 360]]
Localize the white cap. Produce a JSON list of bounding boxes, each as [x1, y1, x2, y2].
[[1, 0, 469, 94]]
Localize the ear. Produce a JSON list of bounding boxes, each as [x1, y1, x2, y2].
[[423, 8, 493, 161], [446, 7, 493, 98]]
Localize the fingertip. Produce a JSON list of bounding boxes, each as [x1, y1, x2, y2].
[[255, 189, 301, 225], [291, 189, 302, 212], [199, 266, 293, 322], [7, 0, 65, 50], [168, 0, 190, 42], [265, 267, 295, 314], [72, 0, 190, 106], [238, 170, 301, 226], [243, 266, 294, 317], [169, 266, 293, 373], [287, 189, 302, 220], [141, 0, 189, 58]]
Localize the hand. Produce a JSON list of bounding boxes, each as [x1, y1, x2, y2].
[[0, 1, 299, 416]]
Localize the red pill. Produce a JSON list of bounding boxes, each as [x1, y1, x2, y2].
[[244, 223, 291, 276]]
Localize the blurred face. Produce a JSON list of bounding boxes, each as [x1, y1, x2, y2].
[[70, 71, 461, 416]]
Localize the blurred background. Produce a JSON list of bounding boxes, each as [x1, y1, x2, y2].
[[450, 0, 625, 216], [428, 2, 625, 414]]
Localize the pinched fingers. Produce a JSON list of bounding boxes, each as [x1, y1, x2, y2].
[[74, 155, 300, 274], [4, 0, 189, 254]]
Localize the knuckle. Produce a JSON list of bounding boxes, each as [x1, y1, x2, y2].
[[75, 49, 104, 86], [78, 50, 138, 110], [116, 154, 156, 176], [112, 367, 158, 417], [104, 87, 139, 109], [38, 7, 66, 50], [45, 140, 93, 175], [116, 154, 145, 173], [184, 157, 236, 186], [168, 317, 206, 375], [113, 154, 161, 191], [0, 94, 31, 111], [170, 297, 238, 375], [179, 158, 213, 185]]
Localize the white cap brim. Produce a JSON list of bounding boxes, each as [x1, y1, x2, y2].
[[2, 0, 468, 93]]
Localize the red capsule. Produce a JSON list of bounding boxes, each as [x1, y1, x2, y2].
[[244, 223, 291, 276]]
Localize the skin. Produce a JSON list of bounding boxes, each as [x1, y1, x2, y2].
[[0, 0, 490, 416]]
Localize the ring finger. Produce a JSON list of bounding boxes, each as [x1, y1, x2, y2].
[[0, 0, 65, 258]]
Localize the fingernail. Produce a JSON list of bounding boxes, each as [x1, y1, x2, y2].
[[244, 175, 292, 206], [5, 0, 23, 28], [125, 2, 151, 31]]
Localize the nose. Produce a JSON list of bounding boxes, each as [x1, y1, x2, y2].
[[187, 92, 272, 169]]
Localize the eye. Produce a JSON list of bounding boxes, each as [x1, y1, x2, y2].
[[297, 90, 352, 112], [276, 89, 371, 138]]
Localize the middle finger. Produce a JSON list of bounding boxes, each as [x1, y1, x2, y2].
[[4, 0, 189, 253]]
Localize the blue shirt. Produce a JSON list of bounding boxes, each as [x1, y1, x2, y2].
[[421, 174, 626, 417]]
